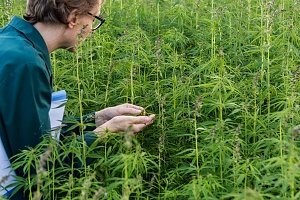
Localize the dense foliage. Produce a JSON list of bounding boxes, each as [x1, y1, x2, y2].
[[1, 0, 300, 199]]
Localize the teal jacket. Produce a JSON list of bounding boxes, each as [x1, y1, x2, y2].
[[0, 16, 98, 198]]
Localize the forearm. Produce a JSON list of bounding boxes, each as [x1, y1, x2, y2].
[[61, 112, 96, 135]]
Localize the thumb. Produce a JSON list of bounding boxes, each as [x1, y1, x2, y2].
[[130, 114, 155, 125], [123, 108, 143, 115]]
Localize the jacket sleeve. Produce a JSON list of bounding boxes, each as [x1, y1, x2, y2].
[[0, 62, 52, 175], [61, 113, 98, 147]]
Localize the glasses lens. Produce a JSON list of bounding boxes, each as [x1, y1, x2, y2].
[[92, 18, 102, 29]]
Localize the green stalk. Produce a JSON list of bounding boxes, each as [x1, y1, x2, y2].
[[194, 115, 200, 179], [28, 167, 32, 200], [266, 3, 271, 127], [195, 0, 199, 30], [130, 51, 135, 104], [89, 40, 97, 97], [280, 0, 287, 185], [51, 53, 57, 91], [51, 146, 56, 200], [211, 0, 215, 58], [259, 0, 265, 116], [123, 154, 130, 200], [253, 72, 259, 144], [156, 0, 160, 34], [75, 44, 87, 176], [172, 52, 178, 121], [104, 57, 113, 106], [247, 0, 251, 33], [155, 34, 163, 196]]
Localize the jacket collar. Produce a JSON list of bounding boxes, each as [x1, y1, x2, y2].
[[8, 16, 52, 77]]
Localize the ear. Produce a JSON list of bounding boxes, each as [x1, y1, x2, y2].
[[67, 9, 78, 28]]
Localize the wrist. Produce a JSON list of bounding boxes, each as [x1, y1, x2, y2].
[[95, 110, 108, 126], [93, 125, 110, 139]]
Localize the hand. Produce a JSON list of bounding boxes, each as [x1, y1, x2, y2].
[[94, 103, 145, 126], [93, 114, 155, 134]]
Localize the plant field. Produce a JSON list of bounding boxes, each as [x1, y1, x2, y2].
[[1, 0, 300, 199]]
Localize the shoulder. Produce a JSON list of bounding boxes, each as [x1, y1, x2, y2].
[[0, 17, 50, 67], [0, 43, 45, 81], [0, 36, 42, 63], [0, 28, 48, 74], [0, 41, 50, 89]]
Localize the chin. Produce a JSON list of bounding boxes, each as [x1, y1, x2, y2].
[[66, 46, 76, 53]]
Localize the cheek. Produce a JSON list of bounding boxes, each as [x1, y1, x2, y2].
[[77, 24, 90, 39], [74, 24, 92, 44]]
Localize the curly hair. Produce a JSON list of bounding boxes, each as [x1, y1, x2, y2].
[[23, 0, 104, 25]]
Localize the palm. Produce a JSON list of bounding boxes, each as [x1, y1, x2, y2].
[[95, 104, 143, 126], [94, 114, 156, 134]]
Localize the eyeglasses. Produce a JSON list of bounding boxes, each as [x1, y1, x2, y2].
[[87, 12, 105, 31]]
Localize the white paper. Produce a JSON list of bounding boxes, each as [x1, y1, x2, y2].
[[49, 90, 67, 140], [0, 137, 17, 196]]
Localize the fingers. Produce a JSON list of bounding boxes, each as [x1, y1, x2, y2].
[[117, 103, 145, 115], [122, 107, 143, 115], [128, 114, 155, 125], [127, 114, 155, 133], [131, 124, 146, 133], [122, 103, 144, 110], [94, 113, 155, 134], [146, 114, 155, 124], [127, 120, 154, 133], [112, 114, 156, 133]]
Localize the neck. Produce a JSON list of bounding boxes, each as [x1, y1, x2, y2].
[[33, 22, 65, 53]]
